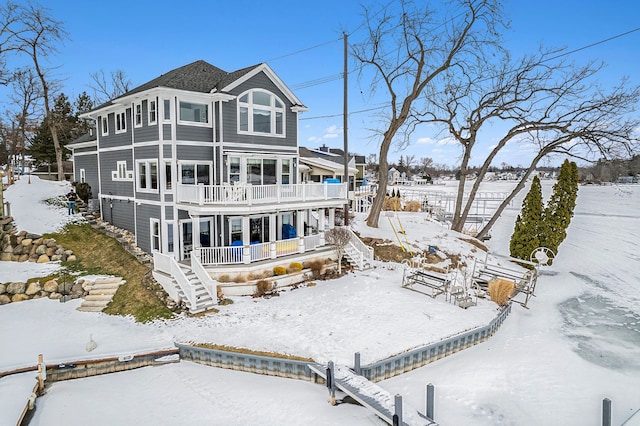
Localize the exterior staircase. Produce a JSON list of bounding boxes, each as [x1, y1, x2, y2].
[[342, 229, 374, 271], [176, 265, 216, 314], [77, 276, 124, 312]]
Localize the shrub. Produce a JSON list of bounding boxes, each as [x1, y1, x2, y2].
[[233, 274, 247, 283], [217, 274, 231, 283], [273, 266, 287, 276], [307, 259, 325, 278], [488, 278, 515, 306], [75, 182, 92, 204], [382, 196, 401, 211], [403, 200, 421, 212], [288, 262, 303, 273], [253, 280, 273, 297]]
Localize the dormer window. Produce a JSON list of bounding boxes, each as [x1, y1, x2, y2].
[[238, 90, 284, 137]]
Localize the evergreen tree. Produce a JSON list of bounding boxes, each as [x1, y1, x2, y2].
[[510, 175, 544, 262], [540, 160, 579, 257], [28, 93, 88, 168]]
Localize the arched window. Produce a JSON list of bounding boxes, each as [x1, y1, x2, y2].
[[238, 90, 285, 137]]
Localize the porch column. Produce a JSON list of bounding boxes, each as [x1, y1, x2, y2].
[[328, 208, 336, 229], [318, 209, 326, 232], [318, 208, 326, 246], [297, 210, 305, 254], [242, 216, 251, 264], [269, 213, 277, 259], [191, 215, 201, 249]]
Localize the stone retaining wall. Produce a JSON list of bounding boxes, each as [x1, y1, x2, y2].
[[0, 218, 78, 305], [0, 276, 94, 305], [1, 221, 75, 263]]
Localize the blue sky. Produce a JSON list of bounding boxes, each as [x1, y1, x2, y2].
[[7, 0, 639, 168]]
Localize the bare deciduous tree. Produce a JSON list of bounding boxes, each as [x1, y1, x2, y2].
[[89, 69, 132, 105], [0, 2, 21, 85], [352, 0, 505, 228], [11, 2, 68, 181], [9, 68, 41, 174], [417, 48, 640, 239], [324, 227, 352, 274]]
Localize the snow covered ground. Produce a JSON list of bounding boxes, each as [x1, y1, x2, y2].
[[1, 176, 639, 425]]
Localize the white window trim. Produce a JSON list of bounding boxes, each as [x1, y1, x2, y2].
[[163, 98, 171, 122], [237, 89, 286, 138], [149, 99, 157, 125], [178, 161, 212, 185], [150, 218, 161, 253], [134, 103, 143, 128], [79, 168, 86, 183], [115, 111, 127, 134], [177, 99, 211, 127], [111, 160, 133, 181], [165, 220, 175, 254], [164, 160, 173, 191], [101, 116, 109, 136], [136, 159, 159, 193]]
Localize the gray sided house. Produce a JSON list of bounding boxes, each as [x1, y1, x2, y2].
[[70, 60, 372, 313]]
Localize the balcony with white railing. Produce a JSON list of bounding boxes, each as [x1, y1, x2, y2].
[[176, 182, 347, 208], [193, 233, 328, 266]]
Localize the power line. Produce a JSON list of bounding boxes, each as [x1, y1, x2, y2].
[[299, 26, 640, 121], [262, 38, 341, 63]]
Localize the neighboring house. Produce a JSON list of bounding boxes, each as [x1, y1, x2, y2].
[[298, 146, 358, 188], [388, 168, 400, 185], [69, 60, 372, 313]]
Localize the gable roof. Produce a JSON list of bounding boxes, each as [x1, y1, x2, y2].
[[87, 60, 305, 115]]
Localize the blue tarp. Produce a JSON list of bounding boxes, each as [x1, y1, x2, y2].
[[282, 224, 297, 239]]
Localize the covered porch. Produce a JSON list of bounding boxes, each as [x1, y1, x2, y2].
[[179, 206, 340, 267]]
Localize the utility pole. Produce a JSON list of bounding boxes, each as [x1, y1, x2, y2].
[[343, 32, 349, 226]]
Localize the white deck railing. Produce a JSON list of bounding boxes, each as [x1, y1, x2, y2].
[[304, 234, 321, 251], [275, 238, 299, 256], [346, 227, 374, 269], [191, 251, 219, 301], [250, 241, 271, 262], [176, 182, 347, 206]]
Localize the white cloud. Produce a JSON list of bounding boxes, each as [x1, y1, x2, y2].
[[416, 137, 435, 144], [437, 137, 457, 146]]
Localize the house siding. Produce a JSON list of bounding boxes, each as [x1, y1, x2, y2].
[[135, 203, 161, 254], [99, 110, 133, 149], [101, 198, 134, 233], [176, 124, 212, 142], [162, 123, 172, 140], [99, 149, 134, 197], [221, 72, 297, 151], [74, 153, 99, 200], [176, 145, 215, 162]]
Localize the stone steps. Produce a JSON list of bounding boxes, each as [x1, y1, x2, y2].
[[77, 277, 124, 313]]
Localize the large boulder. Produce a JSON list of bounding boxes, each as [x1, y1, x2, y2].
[[43, 279, 59, 293], [71, 282, 84, 297], [37, 254, 50, 263], [6, 282, 26, 294], [11, 293, 29, 303], [45, 247, 55, 257], [35, 244, 47, 255], [0, 294, 11, 305], [0, 252, 12, 261], [48, 292, 62, 300], [21, 238, 33, 247], [67, 255, 77, 262], [25, 281, 42, 296], [0, 283, 5, 294]]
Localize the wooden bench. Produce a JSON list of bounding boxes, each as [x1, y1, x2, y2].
[[402, 269, 450, 299]]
